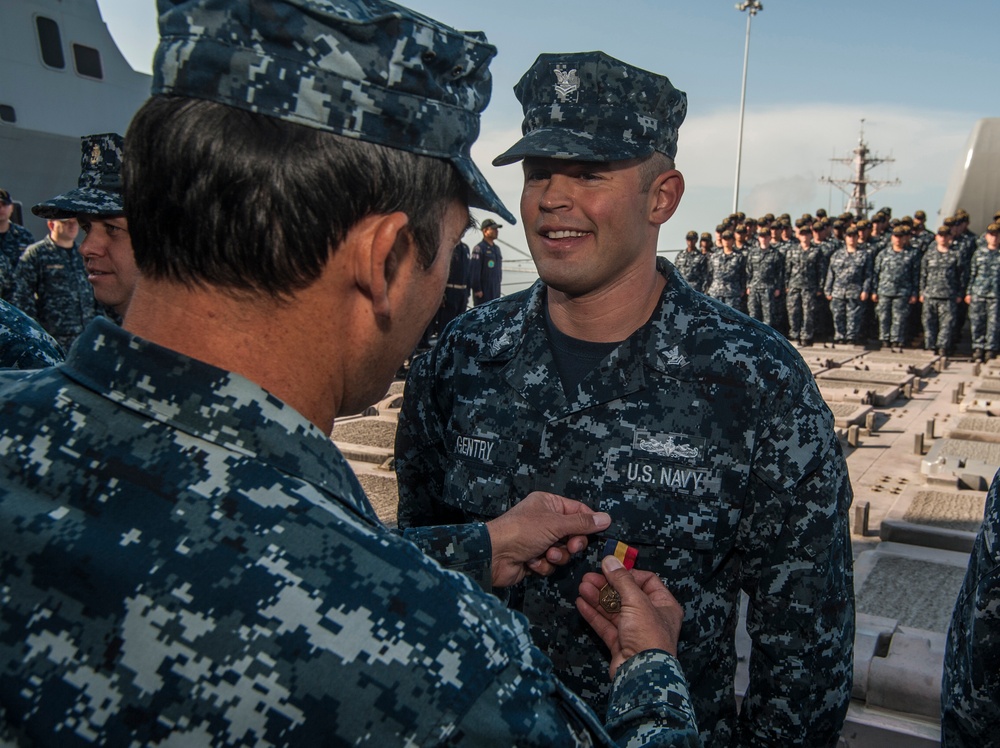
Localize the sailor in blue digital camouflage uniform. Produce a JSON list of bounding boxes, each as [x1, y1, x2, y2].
[[746, 225, 784, 328], [674, 230, 708, 294], [872, 224, 920, 350], [396, 50, 854, 748], [705, 229, 747, 311], [824, 225, 872, 345], [0, 2, 703, 746], [919, 225, 964, 356], [965, 223, 1000, 362], [784, 221, 824, 346], [9, 211, 97, 351], [32, 133, 138, 324], [942, 466, 1000, 746]]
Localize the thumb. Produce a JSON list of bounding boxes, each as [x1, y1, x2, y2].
[[601, 555, 638, 601], [558, 510, 611, 537]]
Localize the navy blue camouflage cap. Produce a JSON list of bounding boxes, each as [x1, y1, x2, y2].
[[493, 51, 687, 166], [32, 133, 124, 219], [151, 0, 515, 224]]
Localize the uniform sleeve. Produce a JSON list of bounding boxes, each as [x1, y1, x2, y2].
[[942, 472, 1000, 747], [400, 522, 493, 591], [824, 259, 835, 297], [736, 368, 854, 747], [453, 631, 703, 747]]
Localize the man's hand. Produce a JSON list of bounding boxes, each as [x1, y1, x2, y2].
[[485, 492, 610, 587], [576, 556, 684, 680]]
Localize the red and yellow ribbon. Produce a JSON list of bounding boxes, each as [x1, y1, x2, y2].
[[602, 538, 638, 569]]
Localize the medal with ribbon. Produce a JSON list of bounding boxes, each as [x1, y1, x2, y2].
[[599, 538, 637, 614]]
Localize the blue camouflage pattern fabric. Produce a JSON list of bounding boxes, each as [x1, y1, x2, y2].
[[672, 250, 709, 295], [912, 227, 935, 253], [9, 235, 98, 351], [874, 247, 920, 299], [397, 258, 855, 748], [705, 251, 747, 311], [953, 230, 979, 270], [825, 247, 872, 299], [921, 247, 963, 351], [745, 246, 784, 327], [151, 0, 515, 224], [492, 51, 686, 166], [32, 134, 125, 219], [873, 247, 920, 344], [0, 222, 35, 300], [921, 246, 964, 301], [966, 246, 1000, 299], [784, 244, 823, 292], [0, 317, 702, 747], [784, 245, 823, 342], [824, 248, 872, 343], [0, 297, 64, 369], [967, 247, 1000, 352], [942, 468, 1000, 747]]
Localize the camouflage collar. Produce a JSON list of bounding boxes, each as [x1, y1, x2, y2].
[[59, 318, 379, 525]]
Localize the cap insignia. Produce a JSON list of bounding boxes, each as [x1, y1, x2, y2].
[[553, 65, 580, 103]]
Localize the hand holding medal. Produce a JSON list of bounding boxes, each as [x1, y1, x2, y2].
[[576, 544, 685, 680], [597, 539, 639, 613]]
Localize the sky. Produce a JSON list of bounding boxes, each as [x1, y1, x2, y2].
[[96, 0, 996, 293]]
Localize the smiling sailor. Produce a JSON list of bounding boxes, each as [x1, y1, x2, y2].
[[397, 50, 855, 748]]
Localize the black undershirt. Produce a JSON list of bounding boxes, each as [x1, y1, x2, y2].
[[544, 303, 623, 397]]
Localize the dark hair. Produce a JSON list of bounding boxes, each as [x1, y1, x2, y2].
[[124, 97, 467, 296]]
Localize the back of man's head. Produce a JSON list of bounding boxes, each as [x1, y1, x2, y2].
[[125, 0, 513, 298]]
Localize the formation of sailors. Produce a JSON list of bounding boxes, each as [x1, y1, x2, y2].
[[674, 207, 1000, 361]]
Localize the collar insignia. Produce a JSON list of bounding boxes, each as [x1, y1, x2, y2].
[[661, 345, 688, 368], [490, 331, 513, 356]]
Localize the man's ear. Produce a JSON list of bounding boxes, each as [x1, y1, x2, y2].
[[359, 211, 413, 320], [649, 170, 685, 226]]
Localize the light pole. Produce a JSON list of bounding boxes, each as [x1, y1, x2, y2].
[[733, 0, 762, 214]]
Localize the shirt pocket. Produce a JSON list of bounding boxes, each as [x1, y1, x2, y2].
[[441, 436, 520, 520]]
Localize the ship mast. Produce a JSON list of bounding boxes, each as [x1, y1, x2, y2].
[[821, 119, 900, 219]]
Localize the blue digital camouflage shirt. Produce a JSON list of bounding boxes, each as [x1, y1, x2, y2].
[[0, 317, 701, 747], [672, 250, 709, 294], [824, 248, 873, 299], [966, 247, 1000, 299], [0, 297, 64, 369], [745, 246, 785, 291], [873, 247, 920, 298], [705, 250, 747, 301], [942, 468, 1000, 746], [397, 258, 855, 748]]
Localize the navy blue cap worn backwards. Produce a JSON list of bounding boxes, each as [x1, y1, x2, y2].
[[32, 133, 124, 219], [152, 0, 515, 224], [493, 51, 687, 167]]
